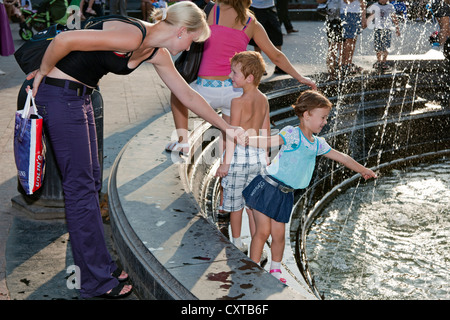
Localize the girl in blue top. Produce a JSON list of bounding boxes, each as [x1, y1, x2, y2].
[[242, 90, 377, 283]]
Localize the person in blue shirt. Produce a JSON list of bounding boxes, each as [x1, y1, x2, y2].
[[241, 90, 377, 283]]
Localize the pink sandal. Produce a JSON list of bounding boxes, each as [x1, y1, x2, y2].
[[270, 269, 287, 284]]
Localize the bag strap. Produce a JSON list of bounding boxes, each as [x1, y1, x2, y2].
[[22, 90, 38, 119], [83, 15, 147, 45], [18, 90, 38, 141], [204, 1, 215, 16]]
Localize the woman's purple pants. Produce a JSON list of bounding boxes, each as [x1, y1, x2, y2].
[[35, 78, 119, 298]]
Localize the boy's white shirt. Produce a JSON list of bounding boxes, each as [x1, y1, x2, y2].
[[367, 2, 396, 30]]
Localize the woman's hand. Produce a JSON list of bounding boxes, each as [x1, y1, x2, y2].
[[301, 76, 317, 91], [228, 126, 248, 146], [26, 69, 45, 97]]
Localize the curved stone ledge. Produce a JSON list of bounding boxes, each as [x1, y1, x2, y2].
[[108, 113, 316, 300]]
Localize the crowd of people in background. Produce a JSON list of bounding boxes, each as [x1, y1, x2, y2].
[[2, 0, 448, 79], [317, 0, 449, 78], [0, 0, 446, 29]]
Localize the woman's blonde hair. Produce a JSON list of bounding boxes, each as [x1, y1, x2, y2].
[[292, 90, 332, 118], [216, 0, 253, 26], [151, 2, 210, 42]]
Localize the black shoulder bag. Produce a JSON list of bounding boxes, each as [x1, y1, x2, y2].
[[174, 1, 214, 83], [14, 23, 70, 75]]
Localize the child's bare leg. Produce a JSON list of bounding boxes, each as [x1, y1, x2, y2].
[[249, 209, 271, 264], [342, 38, 357, 66], [270, 219, 285, 262], [246, 207, 256, 238], [382, 50, 388, 63], [79, 0, 86, 18], [376, 51, 382, 63], [86, 0, 97, 15], [269, 219, 286, 283], [230, 208, 244, 248], [327, 41, 342, 78]]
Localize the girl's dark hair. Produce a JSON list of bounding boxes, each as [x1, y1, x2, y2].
[[292, 90, 332, 118]]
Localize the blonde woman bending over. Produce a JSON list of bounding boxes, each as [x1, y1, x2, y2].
[[27, 2, 244, 299]]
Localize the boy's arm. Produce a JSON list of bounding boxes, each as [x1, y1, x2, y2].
[[261, 99, 271, 161], [324, 149, 377, 180], [391, 12, 401, 36], [262, 100, 271, 135]]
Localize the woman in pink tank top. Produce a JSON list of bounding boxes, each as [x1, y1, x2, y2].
[[166, 0, 317, 156]]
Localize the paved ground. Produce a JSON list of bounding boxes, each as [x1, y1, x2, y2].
[[0, 16, 437, 300]]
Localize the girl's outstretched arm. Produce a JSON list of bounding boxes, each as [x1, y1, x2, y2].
[[325, 149, 377, 180]]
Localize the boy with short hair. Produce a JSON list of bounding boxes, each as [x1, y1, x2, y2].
[[215, 51, 270, 252], [367, 0, 401, 70]]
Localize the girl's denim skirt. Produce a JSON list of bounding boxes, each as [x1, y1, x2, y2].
[[243, 174, 294, 223]]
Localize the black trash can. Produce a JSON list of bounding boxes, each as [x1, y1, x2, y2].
[[15, 79, 104, 214]]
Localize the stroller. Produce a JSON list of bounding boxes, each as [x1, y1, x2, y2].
[[19, 0, 68, 41]]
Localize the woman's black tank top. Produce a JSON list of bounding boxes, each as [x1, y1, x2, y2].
[[55, 17, 159, 87]]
